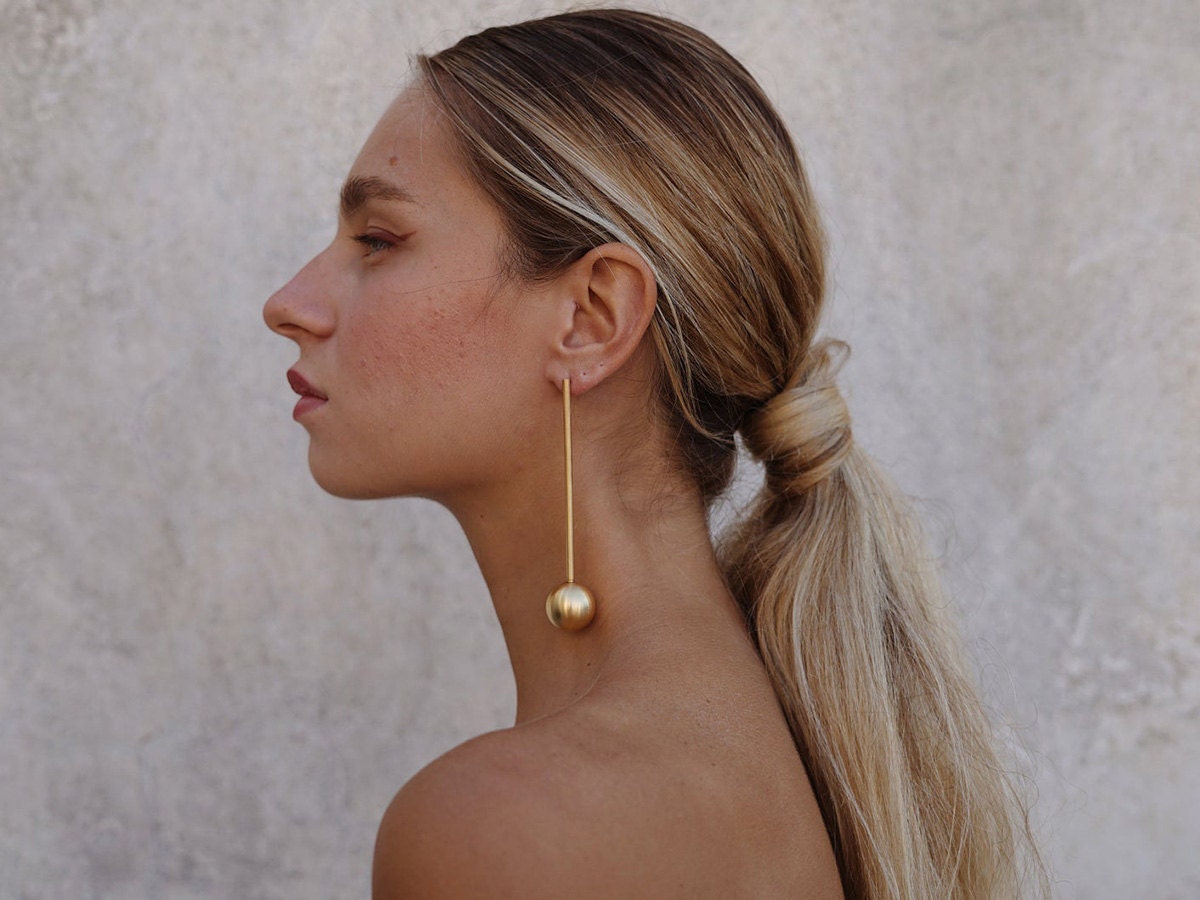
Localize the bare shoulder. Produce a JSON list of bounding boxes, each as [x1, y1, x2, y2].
[[373, 699, 842, 898], [371, 722, 610, 899]]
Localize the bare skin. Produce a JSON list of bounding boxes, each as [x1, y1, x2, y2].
[[265, 87, 843, 898]]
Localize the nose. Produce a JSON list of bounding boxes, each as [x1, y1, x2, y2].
[[263, 249, 336, 341]]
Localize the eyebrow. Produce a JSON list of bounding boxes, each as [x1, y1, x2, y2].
[[339, 175, 418, 218]]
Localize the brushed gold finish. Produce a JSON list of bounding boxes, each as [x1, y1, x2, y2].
[[546, 581, 596, 631], [545, 377, 596, 631], [564, 377, 575, 583]]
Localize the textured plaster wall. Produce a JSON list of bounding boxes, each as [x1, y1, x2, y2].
[[1, 0, 1196, 897]]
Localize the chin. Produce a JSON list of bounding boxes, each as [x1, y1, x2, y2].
[[310, 469, 411, 500], [312, 476, 386, 500], [307, 452, 392, 500], [307, 453, 435, 501]]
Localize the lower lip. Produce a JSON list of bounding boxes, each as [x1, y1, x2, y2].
[[293, 395, 327, 420]]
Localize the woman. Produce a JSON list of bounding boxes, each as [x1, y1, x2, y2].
[[265, 9, 1042, 898]]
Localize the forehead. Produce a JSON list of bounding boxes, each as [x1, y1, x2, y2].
[[348, 85, 470, 205]]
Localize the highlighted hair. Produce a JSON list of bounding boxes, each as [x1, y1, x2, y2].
[[420, 9, 1044, 897]]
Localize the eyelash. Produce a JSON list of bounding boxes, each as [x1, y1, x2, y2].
[[352, 232, 399, 257]]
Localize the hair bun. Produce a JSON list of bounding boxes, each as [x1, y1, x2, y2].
[[740, 339, 852, 496]]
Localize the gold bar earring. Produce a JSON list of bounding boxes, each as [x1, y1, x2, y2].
[[545, 377, 596, 630]]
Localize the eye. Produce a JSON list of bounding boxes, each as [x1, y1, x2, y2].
[[352, 230, 402, 257]]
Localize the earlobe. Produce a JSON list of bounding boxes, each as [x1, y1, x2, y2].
[[544, 243, 657, 392]]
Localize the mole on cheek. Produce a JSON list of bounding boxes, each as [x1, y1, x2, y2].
[[388, 156, 398, 166]]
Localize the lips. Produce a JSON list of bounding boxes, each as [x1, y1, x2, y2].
[[287, 369, 328, 420], [287, 369, 328, 400]]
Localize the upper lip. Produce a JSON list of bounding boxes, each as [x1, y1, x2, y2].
[[287, 369, 328, 400]]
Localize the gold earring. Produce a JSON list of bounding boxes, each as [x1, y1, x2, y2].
[[545, 377, 596, 631]]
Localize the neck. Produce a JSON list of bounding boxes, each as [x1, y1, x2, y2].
[[441, 434, 736, 725]]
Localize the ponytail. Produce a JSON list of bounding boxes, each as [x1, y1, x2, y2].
[[420, 9, 1045, 896], [724, 340, 1034, 897]]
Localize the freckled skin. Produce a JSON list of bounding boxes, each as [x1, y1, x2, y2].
[[264, 89, 549, 502]]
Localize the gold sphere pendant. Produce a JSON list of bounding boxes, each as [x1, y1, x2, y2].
[[546, 582, 596, 631]]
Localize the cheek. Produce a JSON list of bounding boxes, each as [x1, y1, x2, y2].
[[351, 305, 464, 396], [344, 285, 519, 411]]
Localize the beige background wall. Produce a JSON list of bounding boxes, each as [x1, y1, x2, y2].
[[2, 1, 1196, 897]]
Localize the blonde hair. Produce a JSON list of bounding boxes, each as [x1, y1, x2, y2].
[[420, 9, 1044, 897]]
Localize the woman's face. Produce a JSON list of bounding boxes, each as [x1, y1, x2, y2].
[[264, 87, 549, 501]]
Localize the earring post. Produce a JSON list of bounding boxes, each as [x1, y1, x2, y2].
[[564, 377, 574, 584]]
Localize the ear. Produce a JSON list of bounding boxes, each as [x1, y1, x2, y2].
[[543, 243, 657, 393]]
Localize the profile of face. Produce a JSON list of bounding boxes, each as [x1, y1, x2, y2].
[[264, 88, 554, 503]]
